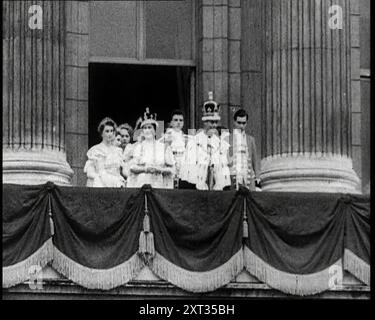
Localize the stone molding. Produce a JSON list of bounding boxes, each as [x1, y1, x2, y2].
[[3, 148, 73, 186], [260, 153, 361, 193]]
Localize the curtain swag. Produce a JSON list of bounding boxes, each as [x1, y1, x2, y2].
[[3, 183, 370, 295]]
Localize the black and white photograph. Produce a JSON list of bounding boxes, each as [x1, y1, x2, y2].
[[2, 0, 370, 305]]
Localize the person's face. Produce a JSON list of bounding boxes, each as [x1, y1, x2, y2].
[[204, 120, 218, 131], [102, 125, 115, 144], [170, 114, 184, 131], [234, 115, 247, 131], [119, 128, 131, 146], [114, 135, 122, 147], [143, 124, 155, 140]]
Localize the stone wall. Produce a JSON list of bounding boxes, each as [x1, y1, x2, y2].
[[65, 1, 89, 186]]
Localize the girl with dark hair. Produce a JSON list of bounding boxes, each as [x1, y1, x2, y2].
[[114, 133, 122, 148], [117, 123, 133, 150], [84, 117, 126, 187]]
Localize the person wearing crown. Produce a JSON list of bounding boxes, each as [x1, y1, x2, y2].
[[122, 129, 144, 188], [84, 117, 126, 188], [129, 108, 175, 189], [180, 92, 231, 190]]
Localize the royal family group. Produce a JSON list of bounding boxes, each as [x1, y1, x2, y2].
[[85, 92, 261, 191]]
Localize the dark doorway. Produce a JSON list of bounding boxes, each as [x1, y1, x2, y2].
[[89, 63, 192, 147]]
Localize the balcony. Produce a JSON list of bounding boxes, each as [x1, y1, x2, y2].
[[3, 183, 370, 299]]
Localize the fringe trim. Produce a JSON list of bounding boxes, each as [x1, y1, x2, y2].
[[150, 250, 244, 293], [51, 247, 145, 290], [343, 248, 370, 286], [244, 247, 341, 296], [2, 239, 54, 288]]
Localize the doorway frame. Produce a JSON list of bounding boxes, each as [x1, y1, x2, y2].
[[89, 0, 197, 129]]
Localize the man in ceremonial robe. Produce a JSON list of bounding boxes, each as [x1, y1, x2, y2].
[[180, 92, 231, 190]]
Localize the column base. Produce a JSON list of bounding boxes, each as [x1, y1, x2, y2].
[[3, 148, 74, 186], [260, 154, 361, 194]]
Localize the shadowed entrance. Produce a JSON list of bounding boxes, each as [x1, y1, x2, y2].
[[89, 63, 191, 147]]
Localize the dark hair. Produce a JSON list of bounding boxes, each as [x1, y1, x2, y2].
[[117, 123, 134, 143], [98, 117, 117, 135], [233, 109, 248, 121], [170, 109, 184, 121]]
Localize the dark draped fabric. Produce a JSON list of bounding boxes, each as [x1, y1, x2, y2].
[[244, 192, 346, 274], [147, 188, 243, 270], [343, 194, 370, 264], [3, 183, 52, 267], [2, 183, 370, 294], [50, 185, 143, 269], [242, 191, 370, 294]]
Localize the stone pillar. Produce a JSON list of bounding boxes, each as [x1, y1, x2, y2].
[[260, 0, 360, 193], [3, 1, 73, 185], [64, 1, 89, 186]]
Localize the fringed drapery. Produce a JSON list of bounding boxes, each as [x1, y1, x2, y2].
[[343, 249, 370, 286], [2, 239, 54, 288], [3, 183, 370, 295], [3, 183, 54, 288], [144, 189, 245, 292], [51, 247, 144, 290], [150, 250, 243, 293], [244, 247, 342, 296]]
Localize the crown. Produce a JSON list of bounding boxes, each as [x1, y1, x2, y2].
[[140, 107, 158, 128], [202, 91, 221, 121]]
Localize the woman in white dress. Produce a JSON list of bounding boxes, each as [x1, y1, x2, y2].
[[84, 117, 126, 188], [130, 109, 175, 189], [123, 129, 144, 188]]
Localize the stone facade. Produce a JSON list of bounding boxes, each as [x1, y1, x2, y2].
[[2, 0, 370, 193], [64, 1, 89, 186]]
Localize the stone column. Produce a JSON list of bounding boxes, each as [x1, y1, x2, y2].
[[3, 1, 73, 185], [260, 0, 360, 193]]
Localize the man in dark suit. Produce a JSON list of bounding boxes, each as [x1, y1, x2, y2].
[[229, 109, 261, 191]]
